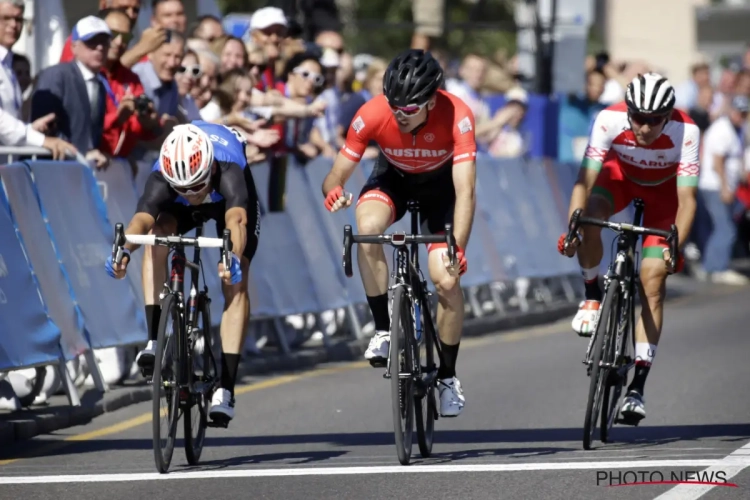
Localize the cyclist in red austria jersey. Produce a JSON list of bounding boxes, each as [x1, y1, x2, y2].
[[321, 49, 477, 418], [558, 73, 700, 423]]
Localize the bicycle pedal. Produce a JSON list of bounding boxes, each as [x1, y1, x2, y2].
[[369, 358, 387, 369], [616, 415, 642, 427], [207, 420, 229, 429]]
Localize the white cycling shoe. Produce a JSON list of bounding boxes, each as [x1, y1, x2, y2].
[[209, 388, 235, 424], [135, 340, 156, 374], [571, 300, 601, 337], [620, 390, 646, 424], [438, 376, 465, 417], [364, 330, 390, 366]]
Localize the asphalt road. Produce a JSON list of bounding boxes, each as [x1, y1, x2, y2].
[[1, 284, 750, 500]]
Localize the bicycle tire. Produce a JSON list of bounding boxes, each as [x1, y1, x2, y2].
[[582, 281, 620, 450], [184, 294, 213, 465], [415, 296, 436, 458], [152, 293, 181, 473], [390, 285, 415, 465], [600, 284, 627, 443]]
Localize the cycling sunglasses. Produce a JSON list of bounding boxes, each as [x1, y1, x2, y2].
[[173, 177, 211, 197], [389, 101, 428, 118], [293, 67, 325, 86], [177, 64, 202, 78], [629, 111, 668, 126]]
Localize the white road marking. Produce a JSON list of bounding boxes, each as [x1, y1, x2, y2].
[[0, 460, 748, 484], [654, 440, 750, 499]]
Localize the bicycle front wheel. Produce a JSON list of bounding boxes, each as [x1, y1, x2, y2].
[[390, 285, 415, 465], [582, 281, 620, 450], [184, 294, 214, 465], [415, 298, 436, 458], [152, 293, 181, 473], [601, 283, 632, 443]]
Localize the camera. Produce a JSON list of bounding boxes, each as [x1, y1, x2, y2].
[[134, 94, 153, 114]]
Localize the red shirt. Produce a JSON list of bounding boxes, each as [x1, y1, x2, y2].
[[342, 90, 477, 173], [99, 62, 158, 158], [255, 65, 285, 157]]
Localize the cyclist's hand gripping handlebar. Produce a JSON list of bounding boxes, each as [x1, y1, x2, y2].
[[444, 223, 457, 269], [112, 223, 126, 265], [664, 224, 679, 274]]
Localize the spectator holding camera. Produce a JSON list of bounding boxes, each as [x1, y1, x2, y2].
[[99, 8, 161, 158], [132, 29, 183, 120]]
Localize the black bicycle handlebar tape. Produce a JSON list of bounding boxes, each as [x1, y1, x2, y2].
[[343, 225, 353, 278], [222, 229, 232, 271], [444, 223, 456, 267], [565, 209, 583, 246], [113, 223, 125, 265]]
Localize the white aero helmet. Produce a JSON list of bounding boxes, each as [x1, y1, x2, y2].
[[625, 72, 675, 116], [159, 123, 215, 188]]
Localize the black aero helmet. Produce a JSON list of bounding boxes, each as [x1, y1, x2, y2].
[[383, 49, 444, 107]]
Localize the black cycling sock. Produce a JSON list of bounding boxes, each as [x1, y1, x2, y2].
[[438, 341, 460, 379], [584, 279, 603, 302], [367, 294, 390, 332], [220, 353, 240, 397], [628, 364, 650, 395], [145, 305, 161, 342]]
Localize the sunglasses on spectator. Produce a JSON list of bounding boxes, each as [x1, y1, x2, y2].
[[629, 112, 668, 126], [177, 64, 202, 78], [293, 67, 324, 86], [173, 177, 211, 196], [111, 30, 133, 44], [389, 101, 428, 117]]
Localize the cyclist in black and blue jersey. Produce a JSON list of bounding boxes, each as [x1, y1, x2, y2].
[[105, 120, 261, 426]]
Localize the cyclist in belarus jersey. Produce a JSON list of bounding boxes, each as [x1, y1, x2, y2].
[[322, 49, 477, 418], [104, 121, 261, 427], [558, 73, 700, 424]]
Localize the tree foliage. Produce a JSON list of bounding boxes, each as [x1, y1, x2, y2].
[[217, 0, 517, 60]]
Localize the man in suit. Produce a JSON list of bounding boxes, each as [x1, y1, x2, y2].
[[31, 16, 111, 168]]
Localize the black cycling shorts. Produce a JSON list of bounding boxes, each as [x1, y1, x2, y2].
[[160, 170, 261, 262], [358, 154, 455, 249]]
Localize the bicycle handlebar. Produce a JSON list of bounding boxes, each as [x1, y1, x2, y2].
[[112, 223, 234, 267], [342, 223, 457, 278], [564, 209, 679, 269]]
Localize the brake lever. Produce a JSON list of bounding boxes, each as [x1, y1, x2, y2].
[[113, 223, 125, 265], [564, 209, 583, 250]]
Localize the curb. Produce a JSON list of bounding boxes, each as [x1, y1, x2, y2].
[[0, 301, 584, 447]]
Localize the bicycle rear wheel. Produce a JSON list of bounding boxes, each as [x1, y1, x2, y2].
[[582, 281, 620, 450], [415, 298, 436, 458], [152, 293, 181, 473], [184, 294, 215, 465], [390, 285, 415, 465]]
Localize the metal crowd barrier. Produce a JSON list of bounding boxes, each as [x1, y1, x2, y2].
[[1, 150, 620, 409]]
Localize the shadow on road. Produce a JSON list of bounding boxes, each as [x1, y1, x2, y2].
[[3, 423, 749, 463]]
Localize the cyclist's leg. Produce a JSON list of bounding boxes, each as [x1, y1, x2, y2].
[[137, 210, 182, 370], [571, 159, 626, 336], [356, 160, 406, 364], [622, 180, 677, 421], [420, 170, 465, 417], [212, 178, 261, 422]]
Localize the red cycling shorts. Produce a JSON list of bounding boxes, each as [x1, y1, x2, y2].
[[591, 157, 677, 258]]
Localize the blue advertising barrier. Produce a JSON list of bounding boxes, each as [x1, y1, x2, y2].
[[0, 164, 90, 361], [0, 178, 63, 371], [94, 159, 146, 313], [26, 161, 147, 348]]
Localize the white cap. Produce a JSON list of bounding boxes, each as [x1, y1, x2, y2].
[[505, 86, 528, 105], [320, 47, 340, 68], [250, 7, 287, 31], [71, 16, 111, 42]]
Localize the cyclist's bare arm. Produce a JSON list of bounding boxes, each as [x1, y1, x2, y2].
[[675, 186, 697, 249], [567, 111, 615, 218], [674, 124, 700, 249], [322, 153, 359, 195], [224, 207, 248, 258], [569, 163, 603, 218], [123, 212, 156, 255], [452, 160, 476, 249]]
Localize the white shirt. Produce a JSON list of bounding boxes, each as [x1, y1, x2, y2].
[[76, 60, 100, 119], [199, 100, 222, 121], [0, 45, 22, 118], [599, 79, 624, 105], [0, 106, 45, 147], [445, 78, 489, 123], [699, 116, 744, 192]]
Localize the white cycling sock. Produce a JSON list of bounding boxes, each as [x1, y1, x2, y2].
[[635, 342, 657, 367]]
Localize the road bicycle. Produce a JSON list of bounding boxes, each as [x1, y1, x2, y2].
[[112, 214, 232, 472], [342, 200, 457, 465], [562, 198, 677, 450]]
